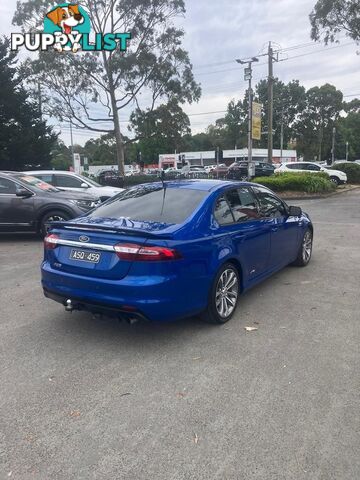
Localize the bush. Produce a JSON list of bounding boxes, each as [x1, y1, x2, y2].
[[252, 172, 336, 193], [123, 175, 160, 187], [331, 163, 360, 184]]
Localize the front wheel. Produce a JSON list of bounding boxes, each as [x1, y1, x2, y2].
[[201, 263, 240, 324], [330, 176, 340, 186], [40, 210, 70, 237], [292, 228, 313, 267]]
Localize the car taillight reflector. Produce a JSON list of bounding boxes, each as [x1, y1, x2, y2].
[[114, 243, 181, 261], [44, 233, 59, 249]]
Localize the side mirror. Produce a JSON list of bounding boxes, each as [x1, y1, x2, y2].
[[16, 189, 33, 198], [288, 206, 302, 217], [81, 183, 89, 188]]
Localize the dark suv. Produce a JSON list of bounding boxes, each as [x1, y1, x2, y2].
[[227, 161, 275, 180], [0, 172, 101, 236]]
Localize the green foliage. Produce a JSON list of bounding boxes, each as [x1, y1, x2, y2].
[[253, 172, 336, 193], [14, 0, 201, 173], [310, 0, 360, 44], [255, 79, 306, 150], [335, 111, 360, 160], [294, 84, 343, 161], [331, 163, 360, 183], [0, 37, 56, 171]]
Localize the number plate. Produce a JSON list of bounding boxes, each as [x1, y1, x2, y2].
[[70, 249, 101, 264]]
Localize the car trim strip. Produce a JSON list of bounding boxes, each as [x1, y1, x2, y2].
[[52, 238, 115, 252]]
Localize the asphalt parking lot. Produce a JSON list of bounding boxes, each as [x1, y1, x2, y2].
[[1, 190, 359, 480]]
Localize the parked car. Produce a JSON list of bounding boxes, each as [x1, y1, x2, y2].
[[227, 161, 275, 180], [0, 172, 101, 236], [204, 165, 216, 173], [26, 170, 124, 202], [275, 162, 347, 185], [210, 164, 228, 178], [98, 170, 124, 188], [42, 179, 313, 324]]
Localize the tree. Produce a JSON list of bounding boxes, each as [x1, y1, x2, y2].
[[336, 111, 360, 160], [14, 0, 201, 175], [50, 140, 72, 170], [255, 79, 306, 150], [294, 84, 343, 160], [310, 0, 360, 44], [0, 37, 56, 171]]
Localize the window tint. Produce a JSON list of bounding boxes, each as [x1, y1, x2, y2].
[[55, 175, 83, 188], [253, 186, 287, 218], [88, 186, 207, 224], [35, 174, 54, 184], [214, 195, 234, 225], [286, 163, 299, 170], [0, 177, 16, 194], [306, 164, 321, 171], [226, 188, 260, 222], [17, 176, 58, 192]]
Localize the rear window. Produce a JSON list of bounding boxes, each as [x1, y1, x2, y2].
[[87, 185, 208, 224]]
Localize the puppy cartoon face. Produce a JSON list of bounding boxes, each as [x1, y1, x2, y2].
[[46, 5, 84, 34]]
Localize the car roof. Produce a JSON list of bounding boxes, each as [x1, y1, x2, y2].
[[131, 179, 254, 192], [25, 170, 78, 175]]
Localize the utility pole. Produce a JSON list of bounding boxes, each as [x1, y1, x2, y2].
[[216, 146, 219, 179], [267, 41, 278, 165], [346, 141, 349, 161], [331, 126, 336, 165], [69, 120, 75, 169], [280, 109, 284, 164], [236, 56, 259, 177]]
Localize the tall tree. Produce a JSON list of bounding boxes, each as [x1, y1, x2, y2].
[[14, 0, 201, 175], [310, 0, 360, 44], [0, 37, 56, 171], [255, 79, 306, 150], [294, 84, 343, 161]]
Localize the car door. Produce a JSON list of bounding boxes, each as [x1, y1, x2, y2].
[[252, 186, 300, 269], [53, 174, 84, 193], [0, 177, 35, 229], [213, 187, 272, 285]]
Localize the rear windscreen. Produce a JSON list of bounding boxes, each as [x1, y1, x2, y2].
[[87, 186, 207, 224]]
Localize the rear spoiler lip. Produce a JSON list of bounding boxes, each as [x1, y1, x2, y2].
[[47, 221, 174, 239]]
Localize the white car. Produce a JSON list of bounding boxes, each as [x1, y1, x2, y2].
[[26, 170, 124, 201], [275, 162, 347, 186]]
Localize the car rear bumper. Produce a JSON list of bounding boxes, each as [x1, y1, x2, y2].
[[41, 261, 209, 322]]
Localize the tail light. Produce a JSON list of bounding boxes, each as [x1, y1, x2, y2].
[[44, 233, 59, 250], [114, 243, 181, 261]]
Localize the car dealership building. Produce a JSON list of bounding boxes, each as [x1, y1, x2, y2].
[[159, 148, 297, 170]]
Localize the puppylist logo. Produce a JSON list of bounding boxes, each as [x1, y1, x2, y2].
[[11, 3, 131, 53]]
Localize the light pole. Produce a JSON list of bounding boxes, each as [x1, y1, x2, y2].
[[236, 56, 259, 178], [346, 141, 349, 162], [331, 126, 336, 165]]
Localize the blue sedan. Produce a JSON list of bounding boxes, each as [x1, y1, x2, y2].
[[41, 180, 313, 324]]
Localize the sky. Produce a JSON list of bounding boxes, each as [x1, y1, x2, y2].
[[1, 0, 359, 147]]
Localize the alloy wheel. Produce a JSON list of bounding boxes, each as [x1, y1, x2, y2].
[[215, 268, 239, 319], [302, 231, 313, 263]]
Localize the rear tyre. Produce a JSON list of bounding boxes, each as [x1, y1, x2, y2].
[[201, 263, 240, 324], [292, 228, 313, 267], [330, 176, 340, 186], [40, 210, 70, 237]]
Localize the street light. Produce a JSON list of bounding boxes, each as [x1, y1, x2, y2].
[[346, 141, 349, 162], [235, 56, 259, 176]]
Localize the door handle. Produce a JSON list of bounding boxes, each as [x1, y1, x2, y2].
[[271, 227, 279, 232]]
